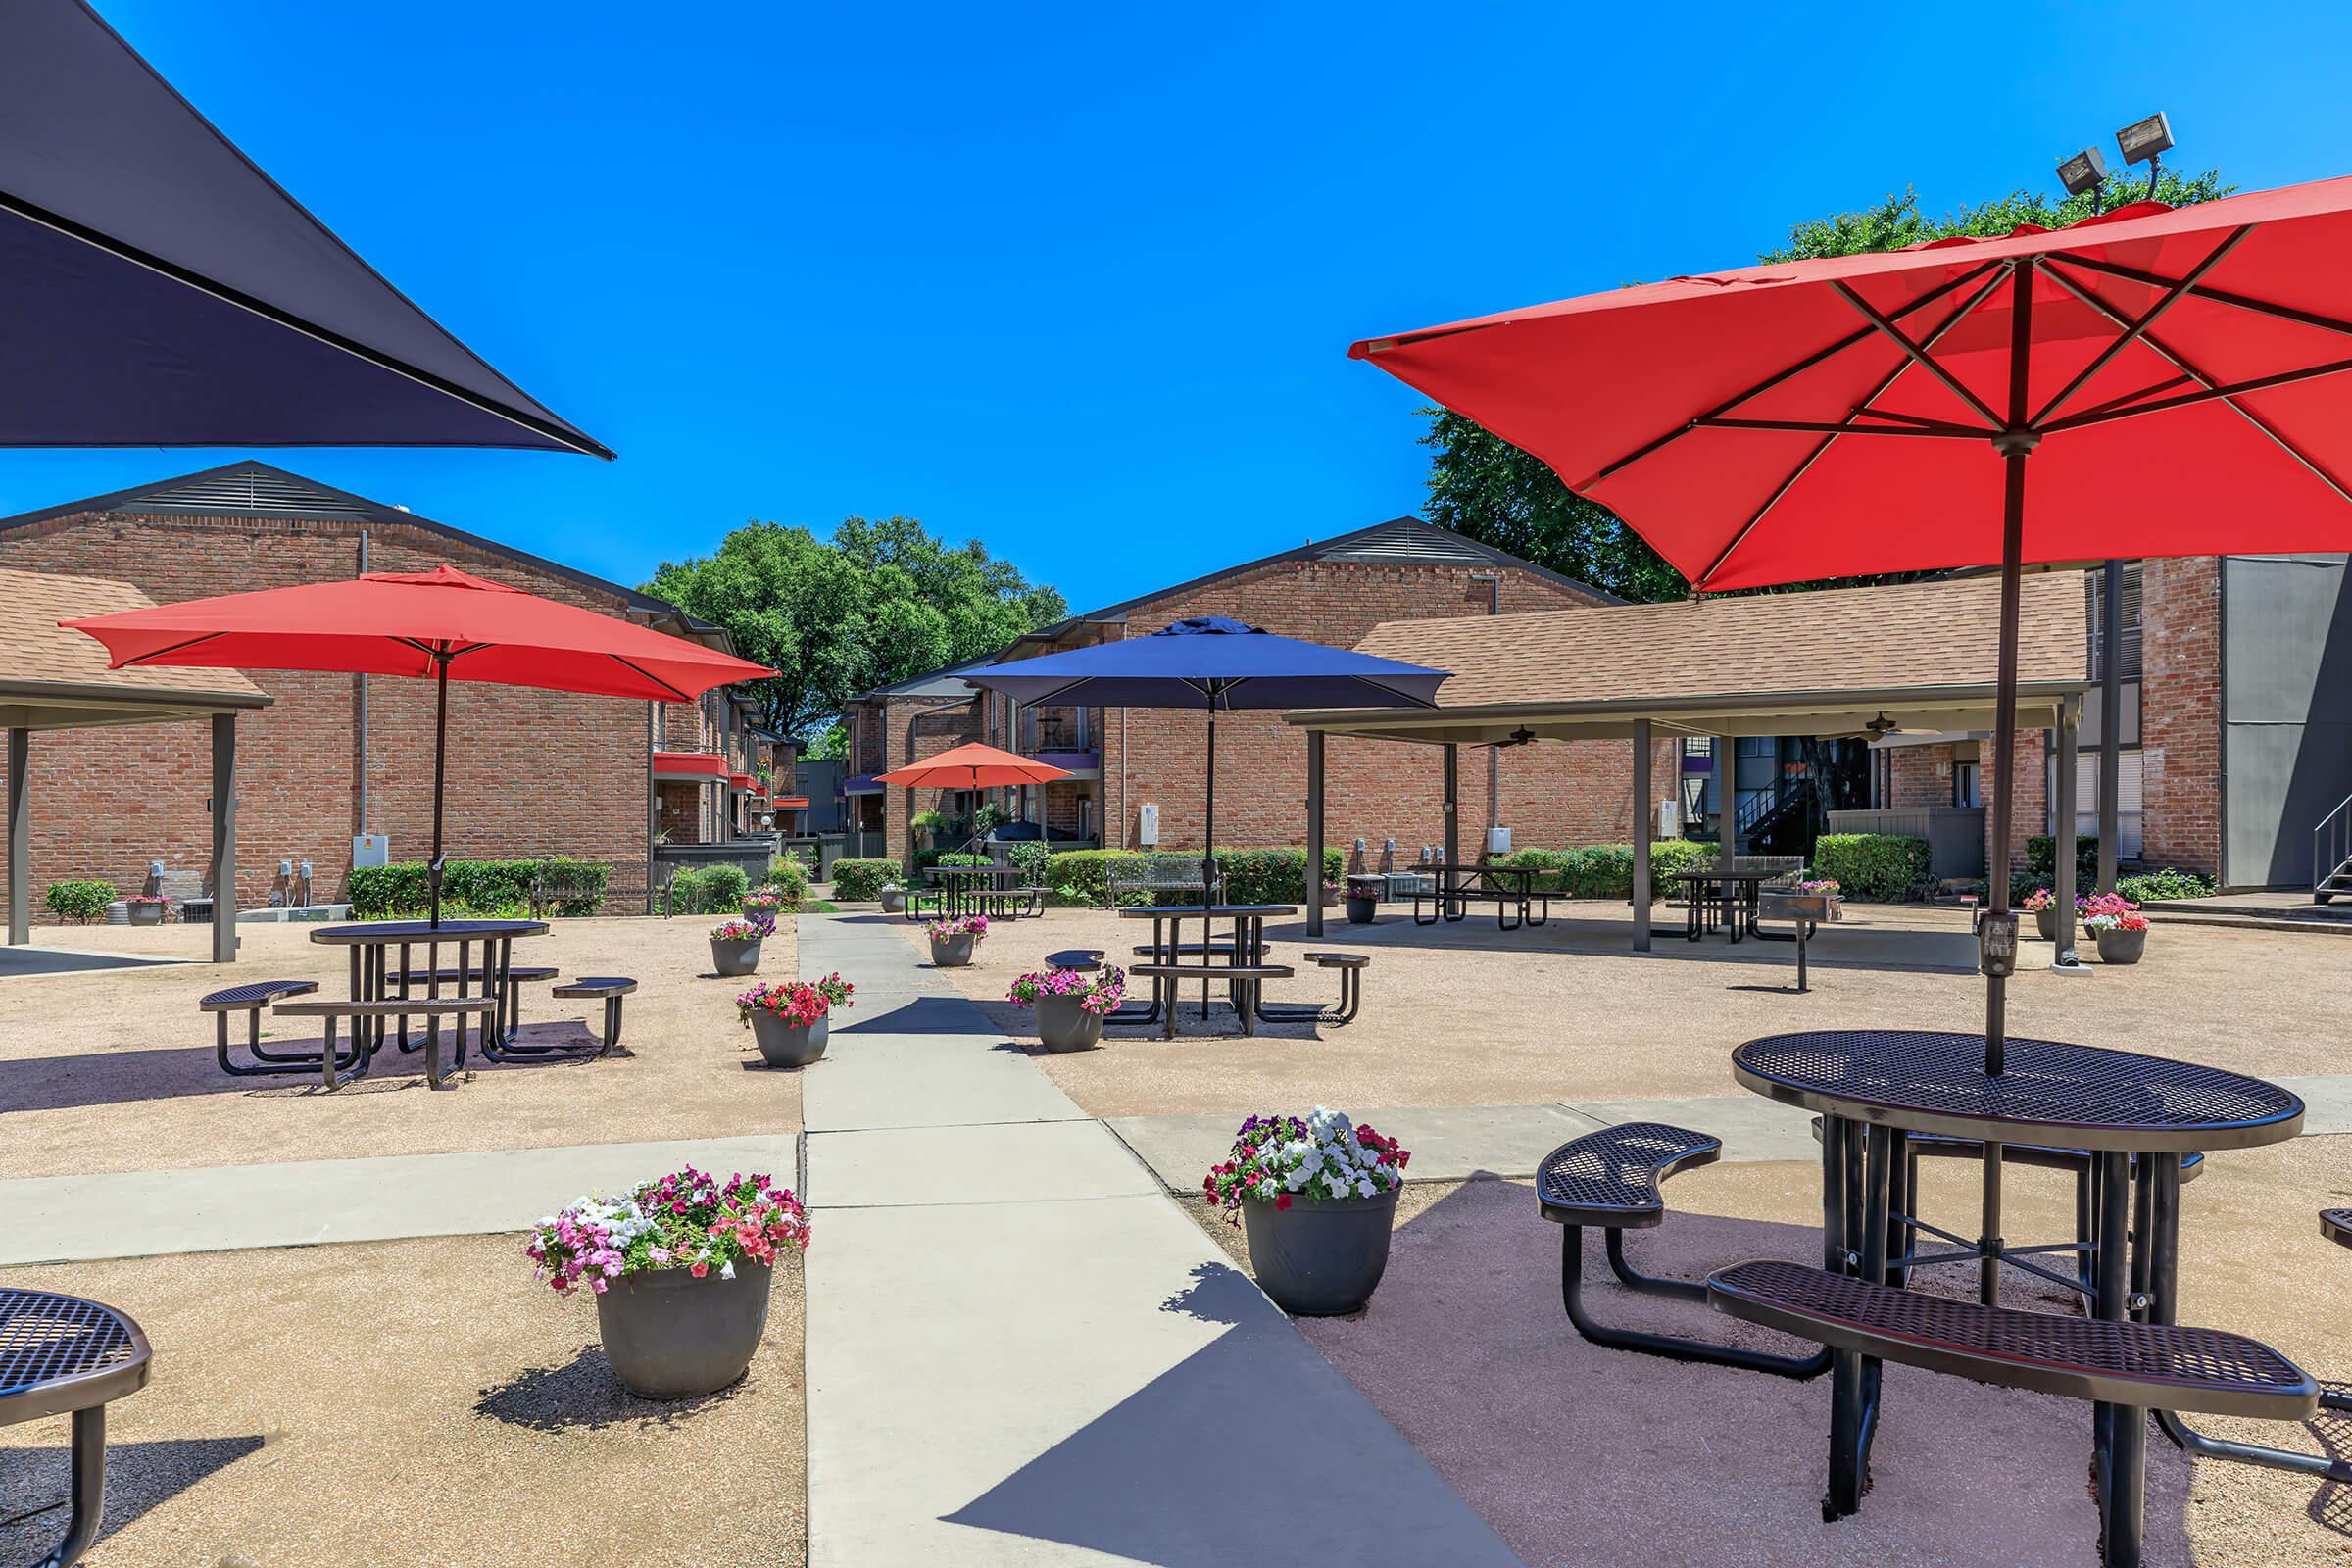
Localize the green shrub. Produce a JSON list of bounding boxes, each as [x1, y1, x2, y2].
[[1210, 847, 1347, 906], [44, 879, 115, 923], [660, 866, 708, 916], [910, 808, 948, 832], [1007, 841, 1050, 882], [1510, 841, 1714, 899], [701, 864, 751, 909], [2027, 834, 2100, 886], [1813, 833, 1932, 901], [1040, 849, 1142, 906], [2118, 867, 2215, 902], [765, 855, 809, 906], [1493, 846, 1570, 891], [350, 858, 606, 918], [830, 858, 900, 902]]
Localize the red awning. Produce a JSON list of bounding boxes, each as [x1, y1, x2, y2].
[[654, 751, 727, 779], [771, 796, 810, 809], [727, 772, 757, 790]]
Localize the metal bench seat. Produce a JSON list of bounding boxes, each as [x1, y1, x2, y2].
[[1, 1288, 153, 1568], [540, 975, 636, 1060], [1127, 962, 1293, 1039], [1046, 949, 1104, 970], [201, 979, 328, 1079], [2326, 1209, 2352, 1249], [275, 996, 494, 1089], [391, 964, 558, 984], [1254, 951, 1371, 1027], [1537, 1124, 1830, 1380], [1129, 941, 1268, 959], [1708, 1258, 2319, 1421]]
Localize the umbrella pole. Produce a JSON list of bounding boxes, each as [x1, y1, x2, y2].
[[429, 655, 450, 929], [1202, 705, 1218, 901]]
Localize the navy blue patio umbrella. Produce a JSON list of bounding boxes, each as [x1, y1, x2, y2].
[[962, 616, 1450, 891], [0, 0, 610, 457]]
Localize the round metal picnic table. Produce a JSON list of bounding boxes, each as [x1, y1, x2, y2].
[[310, 918, 549, 1065], [1116, 903, 1295, 1029], [1, 1288, 152, 1567], [1731, 1028, 2303, 1559]]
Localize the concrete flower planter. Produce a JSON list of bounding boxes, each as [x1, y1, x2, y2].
[[748, 1009, 827, 1068], [126, 902, 167, 927], [2094, 926, 2147, 965], [1031, 992, 1103, 1053], [879, 886, 906, 914], [595, 1259, 772, 1399], [741, 900, 781, 923], [710, 935, 763, 977], [929, 932, 976, 968], [1241, 1185, 1400, 1317], [1344, 875, 1384, 925], [2034, 906, 2060, 943]]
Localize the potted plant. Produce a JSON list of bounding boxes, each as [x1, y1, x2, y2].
[[709, 914, 770, 977], [925, 912, 988, 968], [2083, 895, 2148, 964], [2024, 886, 2061, 942], [742, 887, 784, 923], [738, 973, 854, 1067], [910, 808, 947, 850], [125, 893, 172, 927], [1203, 1108, 1410, 1317], [1792, 877, 1844, 920], [1343, 873, 1383, 925], [879, 880, 906, 914], [1006, 964, 1125, 1052], [526, 1166, 809, 1399]]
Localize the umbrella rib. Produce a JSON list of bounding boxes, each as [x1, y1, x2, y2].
[[1694, 416, 1986, 438], [2039, 261, 2352, 510], [1583, 259, 2003, 488], [0, 189, 613, 462], [1829, 281, 2005, 430], [607, 654, 693, 703], [2028, 227, 2250, 427], [1696, 262, 2013, 590], [2039, 353, 2352, 434], [2050, 253, 2352, 343], [116, 630, 225, 666]]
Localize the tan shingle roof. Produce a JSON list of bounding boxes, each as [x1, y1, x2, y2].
[[1355, 573, 2085, 709], [0, 567, 267, 701]]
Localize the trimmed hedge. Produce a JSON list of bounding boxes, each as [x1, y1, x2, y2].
[[350, 858, 609, 918], [830, 858, 900, 902], [2118, 867, 2215, 903], [2027, 834, 2099, 886], [1039, 847, 1348, 907], [701, 863, 751, 909], [1493, 842, 1713, 898], [1813, 833, 1932, 900], [45, 879, 115, 923]]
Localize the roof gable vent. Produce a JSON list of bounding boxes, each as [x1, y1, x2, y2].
[[115, 466, 380, 520]]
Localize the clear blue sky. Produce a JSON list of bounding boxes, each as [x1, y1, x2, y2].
[[9, 1, 2350, 613]]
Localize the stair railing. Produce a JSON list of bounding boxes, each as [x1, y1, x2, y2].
[[2314, 792, 2352, 902]]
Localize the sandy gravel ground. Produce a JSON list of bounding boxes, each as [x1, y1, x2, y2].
[[0, 915, 804, 1180], [911, 902, 2352, 1118], [0, 1234, 807, 1568], [1188, 1142, 2352, 1567]]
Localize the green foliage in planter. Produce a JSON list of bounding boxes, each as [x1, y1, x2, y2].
[[2026, 834, 2100, 886], [909, 809, 949, 832], [1813, 833, 1932, 901], [829, 858, 900, 902], [44, 879, 115, 923], [2117, 867, 2215, 903]]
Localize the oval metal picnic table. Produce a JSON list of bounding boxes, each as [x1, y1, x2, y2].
[[1117, 903, 1295, 1032], [1732, 1028, 2303, 1562], [310, 917, 549, 1068], [1, 1288, 152, 1567]]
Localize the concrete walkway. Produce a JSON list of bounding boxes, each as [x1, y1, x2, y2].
[[796, 912, 1521, 1567]]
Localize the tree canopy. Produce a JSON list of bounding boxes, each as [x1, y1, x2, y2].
[[644, 516, 1067, 737], [1422, 169, 2232, 602]]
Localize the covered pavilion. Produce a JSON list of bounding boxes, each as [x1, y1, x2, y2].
[[1, 567, 270, 964], [1289, 573, 2093, 949]]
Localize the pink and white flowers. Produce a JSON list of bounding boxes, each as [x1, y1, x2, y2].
[[1006, 964, 1126, 1016], [1795, 879, 1840, 897], [710, 915, 772, 942], [526, 1166, 809, 1295], [738, 973, 854, 1028], [2082, 893, 2147, 935], [1201, 1107, 1409, 1224], [925, 913, 990, 942]]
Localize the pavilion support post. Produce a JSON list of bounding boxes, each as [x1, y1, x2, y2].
[[1442, 744, 1458, 872], [7, 727, 27, 947], [1305, 729, 1326, 939], [1713, 734, 1737, 852], [2098, 559, 2125, 894], [1633, 720, 1653, 954], [210, 713, 237, 964], [2054, 697, 2083, 970]]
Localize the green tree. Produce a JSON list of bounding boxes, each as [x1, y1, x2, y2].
[[1423, 169, 2232, 601], [645, 517, 1067, 737]]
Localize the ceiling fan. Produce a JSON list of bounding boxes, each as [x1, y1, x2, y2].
[[1494, 726, 1538, 748], [1862, 712, 1899, 738]]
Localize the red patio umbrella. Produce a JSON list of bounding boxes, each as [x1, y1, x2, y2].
[[874, 742, 1075, 791], [64, 565, 770, 923], [1351, 176, 2352, 1069]]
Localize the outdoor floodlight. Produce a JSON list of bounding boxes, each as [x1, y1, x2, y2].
[[2056, 146, 2108, 198], [2115, 111, 2174, 166]]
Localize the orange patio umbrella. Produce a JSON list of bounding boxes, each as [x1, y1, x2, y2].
[[874, 742, 1074, 791]]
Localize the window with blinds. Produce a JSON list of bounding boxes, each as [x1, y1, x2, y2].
[[2085, 563, 2143, 682]]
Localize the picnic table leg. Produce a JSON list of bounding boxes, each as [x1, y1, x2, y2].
[[40, 1402, 106, 1568], [2092, 1149, 2144, 1567], [1794, 919, 1810, 992], [1821, 1114, 1880, 1520]]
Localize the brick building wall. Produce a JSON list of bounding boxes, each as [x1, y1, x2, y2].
[[1886, 747, 1950, 808], [877, 694, 984, 858], [0, 508, 658, 919], [2137, 556, 2222, 877]]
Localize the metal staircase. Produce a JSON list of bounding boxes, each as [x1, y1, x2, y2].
[[1736, 774, 1818, 856], [2314, 793, 2352, 903]]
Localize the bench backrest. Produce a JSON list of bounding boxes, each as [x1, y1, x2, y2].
[[1103, 853, 1215, 908]]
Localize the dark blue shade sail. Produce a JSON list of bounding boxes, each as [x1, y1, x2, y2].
[[963, 618, 1451, 711], [0, 1, 611, 459]]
